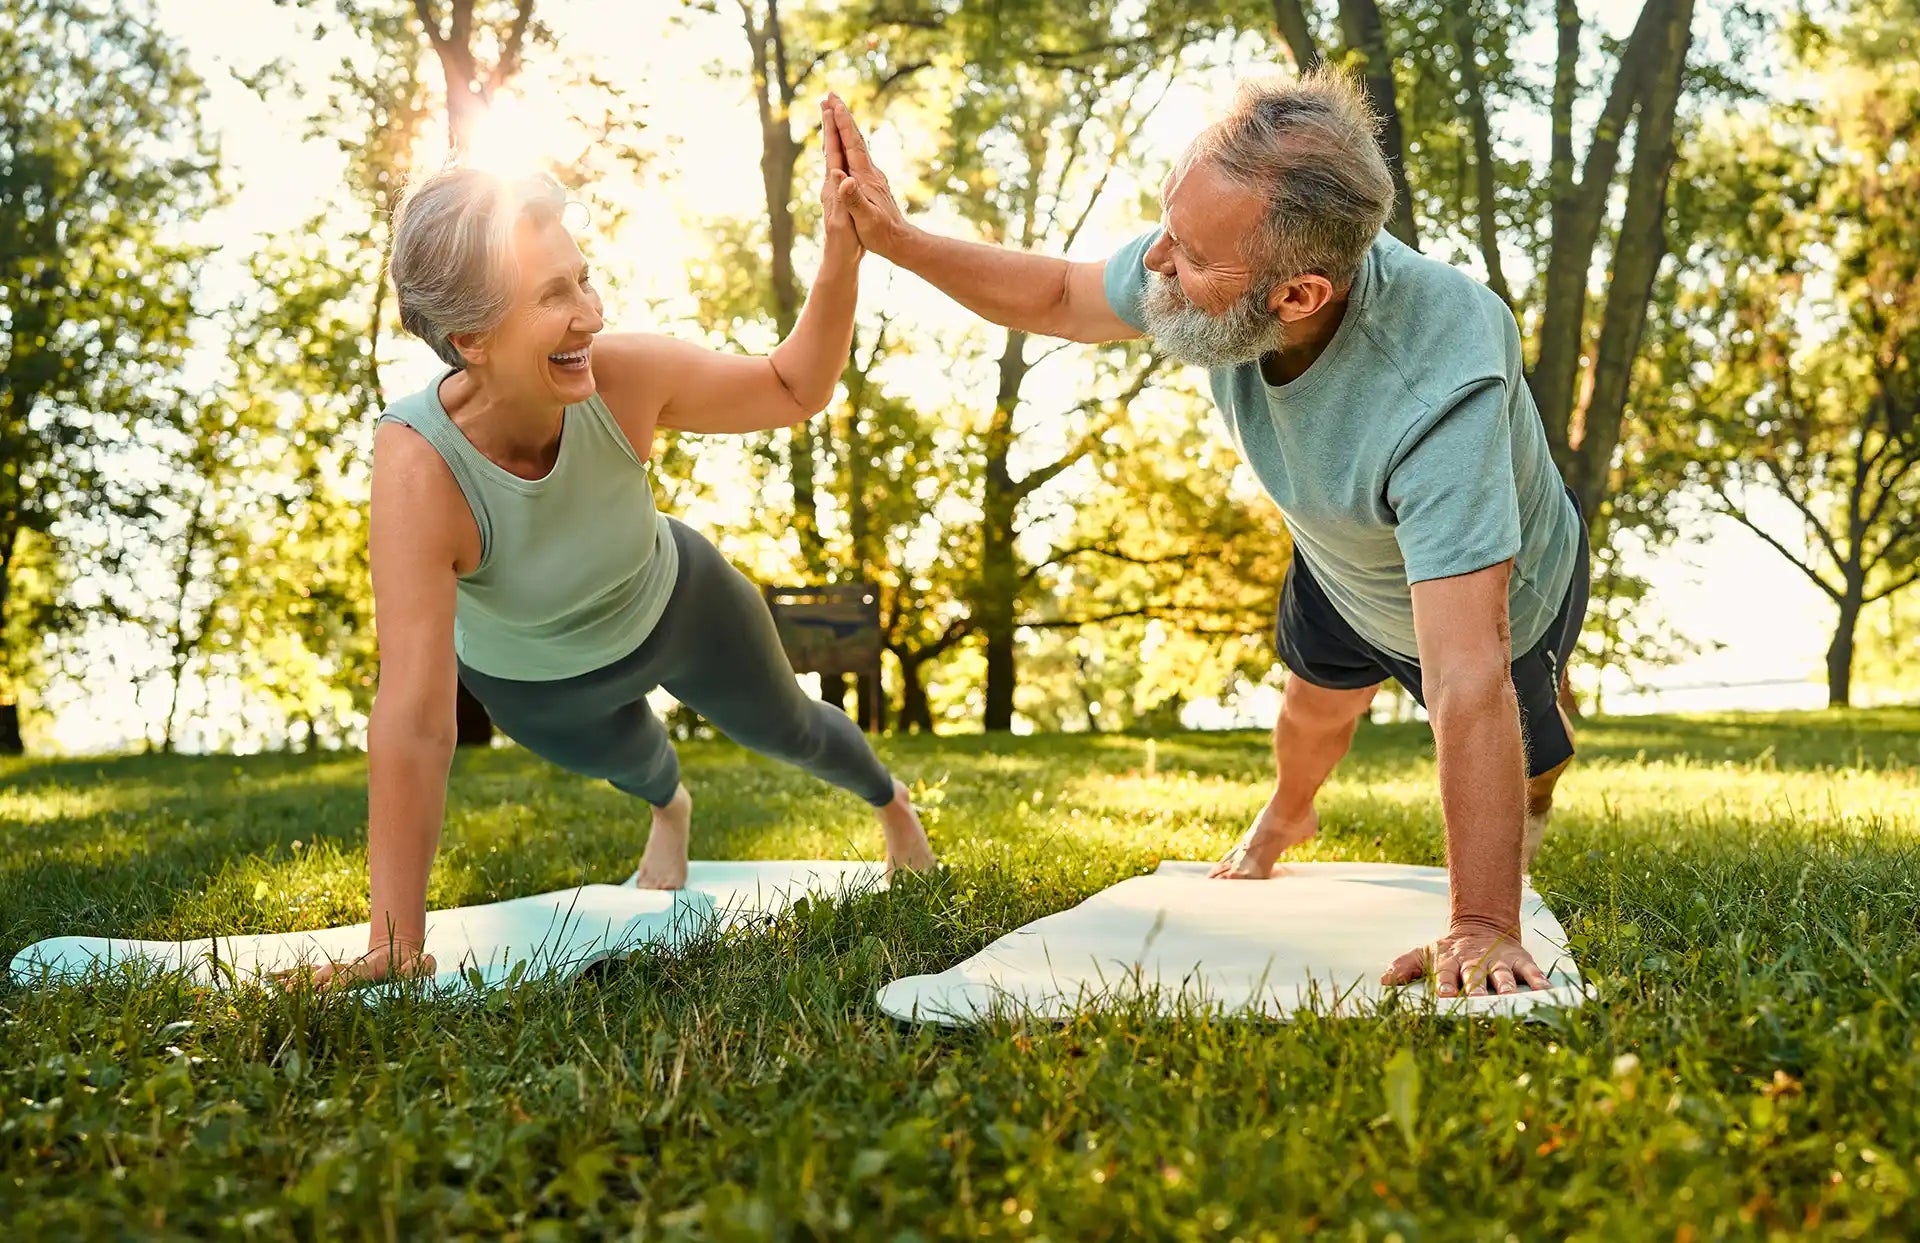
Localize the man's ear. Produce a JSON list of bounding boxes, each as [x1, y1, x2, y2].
[[1267, 274, 1336, 322]]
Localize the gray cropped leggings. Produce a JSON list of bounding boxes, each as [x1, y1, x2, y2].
[[458, 519, 896, 809]]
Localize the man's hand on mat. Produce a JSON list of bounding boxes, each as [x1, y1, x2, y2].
[[825, 96, 912, 260], [879, 779, 939, 876], [1209, 804, 1318, 879], [1381, 919, 1551, 997], [634, 784, 693, 889], [272, 941, 437, 992]]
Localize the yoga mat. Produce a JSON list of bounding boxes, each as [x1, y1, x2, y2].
[[9, 860, 888, 993], [876, 861, 1587, 1024]]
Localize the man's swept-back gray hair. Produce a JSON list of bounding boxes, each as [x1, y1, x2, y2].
[[389, 169, 569, 368], [1191, 69, 1395, 290]]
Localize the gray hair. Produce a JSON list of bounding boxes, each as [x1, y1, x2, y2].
[[1190, 69, 1395, 290], [388, 169, 569, 369]]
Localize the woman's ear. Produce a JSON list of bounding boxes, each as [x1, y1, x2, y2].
[[448, 330, 487, 367]]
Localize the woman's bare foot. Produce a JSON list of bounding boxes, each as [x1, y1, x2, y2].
[[1209, 802, 1319, 879], [634, 784, 693, 889], [877, 779, 937, 876]]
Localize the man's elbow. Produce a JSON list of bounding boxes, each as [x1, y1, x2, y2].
[[1424, 654, 1515, 722], [369, 689, 459, 755]]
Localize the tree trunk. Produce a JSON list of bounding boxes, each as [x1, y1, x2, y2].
[[1531, 0, 1665, 468], [1827, 586, 1864, 708], [0, 519, 21, 755], [1270, 0, 1322, 70], [744, 0, 825, 571], [979, 331, 1030, 733], [897, 655, 934, 734], [1567, 0, 1694, 522], [1336, 0, 1418, 248], [857, 671, 884, 733]]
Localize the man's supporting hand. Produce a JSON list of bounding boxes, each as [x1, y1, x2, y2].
[[1382, 918, 1551, 997]]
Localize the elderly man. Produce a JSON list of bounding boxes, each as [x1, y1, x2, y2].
[[825, 69, 1589, 997]]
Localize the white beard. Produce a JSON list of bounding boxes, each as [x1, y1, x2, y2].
[[1141, 272, 1287, 369]]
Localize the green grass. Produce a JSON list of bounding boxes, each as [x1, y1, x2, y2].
[[4, 709, 1919, 1241]]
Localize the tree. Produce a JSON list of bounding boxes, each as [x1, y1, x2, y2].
[[1674, 61, 1920, 706], [896, 5, 1230, 731], [0, 0, 220, 752]]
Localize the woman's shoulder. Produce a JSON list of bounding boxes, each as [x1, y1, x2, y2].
[[376, 369, 454, 429]]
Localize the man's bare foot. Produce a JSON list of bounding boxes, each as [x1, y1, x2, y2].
[[634, 784, 693, 889], [877, 779, 937, 876], [1209, 802, 1318, 879]]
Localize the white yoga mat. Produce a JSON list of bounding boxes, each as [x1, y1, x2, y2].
[[9, 860, 887, 993], [876, 861, 1587, 1024]]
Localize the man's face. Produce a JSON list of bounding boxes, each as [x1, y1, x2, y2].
[[1139, 157, 1287, 369]]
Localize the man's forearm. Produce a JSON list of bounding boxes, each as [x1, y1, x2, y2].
[[1428, 671, 1528, 930], [890, 226, 1077, 338]]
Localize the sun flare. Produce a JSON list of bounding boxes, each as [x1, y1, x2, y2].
[[465, 90, 569, 179]]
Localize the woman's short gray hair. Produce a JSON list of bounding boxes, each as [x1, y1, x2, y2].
[[389, 169, 569, 369], [1191, 69, 1395, 290]]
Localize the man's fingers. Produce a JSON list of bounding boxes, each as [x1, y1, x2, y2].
[[1436, 957, 1463, 997], [1520, 960, 1552, 990], [1382, 946, 1427, 986], [830, 96, 876, 173], [1490, 965, 1519, 995], [837, 177, 874, 219]]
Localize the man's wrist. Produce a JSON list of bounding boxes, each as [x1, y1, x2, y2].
[[882, 221, 927, 268], [1448, 909, 1522, 938]]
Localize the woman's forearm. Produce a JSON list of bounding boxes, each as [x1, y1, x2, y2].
[[364, 706, 456, 952], [767, 237, 861, 413]]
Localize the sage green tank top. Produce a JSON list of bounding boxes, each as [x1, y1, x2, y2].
[[378, 370, 680, 681]]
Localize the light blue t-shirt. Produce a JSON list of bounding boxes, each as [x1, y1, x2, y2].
[[1105, 229, 1582, 660]]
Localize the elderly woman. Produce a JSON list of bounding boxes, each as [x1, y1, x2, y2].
[[313, 98, 933, 986]]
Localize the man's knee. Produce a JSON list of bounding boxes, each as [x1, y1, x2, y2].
[[1526, 756, 1570, 816], [1279, 678, 1379, 734]]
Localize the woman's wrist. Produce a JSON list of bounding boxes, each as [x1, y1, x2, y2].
[[821, 228, 864, 268]]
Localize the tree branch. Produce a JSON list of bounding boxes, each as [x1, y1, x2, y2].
[[1709, 485, 1841, 602], [1017, 606, 1159, 629], [873, 60, 932, 100], [411, 0, 447, 50], [1758, 454, 1849, 571], [1022, 542, 1201, 588], [490, 0, 536, 90], [1865, 561, 1920, 606]]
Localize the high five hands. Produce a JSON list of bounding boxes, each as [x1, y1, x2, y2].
[[821, 94, 912, 261]]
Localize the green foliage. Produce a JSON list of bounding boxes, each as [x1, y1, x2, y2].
[[4, 715, 1920, 1234], [0, 0, 220, 717], [1665, 41, 1920, 702]]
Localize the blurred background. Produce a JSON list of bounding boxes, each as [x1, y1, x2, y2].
[[0, 0, 1914, 756]]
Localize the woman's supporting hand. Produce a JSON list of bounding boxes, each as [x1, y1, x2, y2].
[[272, 938, 438, 992]]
